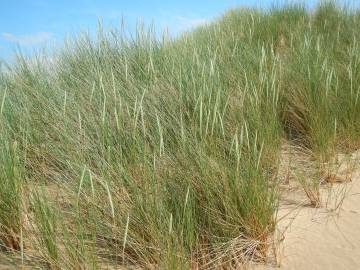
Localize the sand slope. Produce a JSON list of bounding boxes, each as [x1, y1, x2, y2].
[[275, 151, 360, 270]]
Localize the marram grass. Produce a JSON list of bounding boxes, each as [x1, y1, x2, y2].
[[1, 2, 360, 269]]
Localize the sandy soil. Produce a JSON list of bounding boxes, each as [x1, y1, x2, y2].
[[258, 150, 360, 270], [278, 182, 360, 269]]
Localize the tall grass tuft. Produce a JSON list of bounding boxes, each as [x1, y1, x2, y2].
[[0, 135, 23, 251], [30, 189, 59, 267]]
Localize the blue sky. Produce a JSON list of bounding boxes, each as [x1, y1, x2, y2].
[[0, 0, 356, 63]]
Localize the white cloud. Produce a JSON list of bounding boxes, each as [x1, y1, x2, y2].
[[1, 32, 53, 46], [175, 16, 209, 30]]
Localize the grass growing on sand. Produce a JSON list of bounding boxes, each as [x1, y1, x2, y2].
[[1, 1, 360, 269]]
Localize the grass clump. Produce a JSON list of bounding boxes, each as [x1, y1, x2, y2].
[[0, 1, 360, 268], [0, 132, 23, 252], [31, 189, 59, 267]]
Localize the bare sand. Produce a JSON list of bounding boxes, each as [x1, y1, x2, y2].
[[278, 181, 360, 269], [258, 150, 360, 270]]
